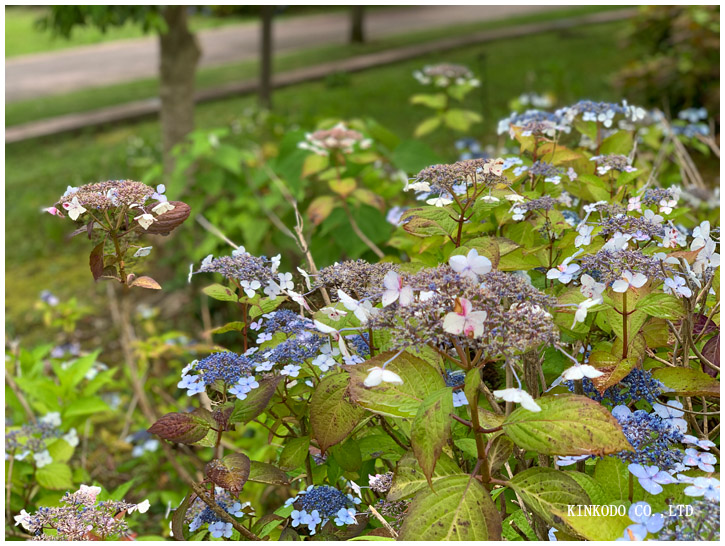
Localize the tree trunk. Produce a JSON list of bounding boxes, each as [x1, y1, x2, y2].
[[159, 6, 201, 177], [259, 6, 274, 109], [350, 6, 365, 44]]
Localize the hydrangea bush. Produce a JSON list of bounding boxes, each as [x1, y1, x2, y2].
[[11, 63, 720, 541]]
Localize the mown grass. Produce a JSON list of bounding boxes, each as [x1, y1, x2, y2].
[[5, 19, 636, 325], [4, 6, 252, 58], [5, 5, 623, 126]]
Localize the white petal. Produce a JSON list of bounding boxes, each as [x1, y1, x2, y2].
[[630, 273, 648, 288], [382, 270, 400, 291], [611, 279, 629, 293], [381, 289, 399, 307], [380, 369, 404, 385], [363, 367, 384, 387], [448, 254, 468, 273], [399, 285, 415, 306], [443, 312, 465, 335]]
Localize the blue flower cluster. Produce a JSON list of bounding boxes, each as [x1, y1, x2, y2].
[[347, 333, 371, 359], [286, 485, 362, 535], [260, 309, 315, 336], [564, 368, 664, 406], [612, 405, 684, 470]]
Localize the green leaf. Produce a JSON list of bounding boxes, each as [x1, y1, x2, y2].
[[47, 438, 74, 463], [388, 451, 464, 501], [391, 140, 443, 173], [398, 475, 501, 540], [593, 456, 629, 501], [310, 372, 365, 452], [63, 397, 109, 418], [36, 462, 73, 490], [210, 321, 246, 335], [202, 283, 238, 302], [347, 350, 446, 419], [329, 439, 362, 473], [278, 436, 310, 471], [411, 388, 453, 486], [487, 434, 513, 475], [301, 152, 329, 177], [651, 367, 720, 397], [502, 394, 631, 456], [229, 376, 281, 424], [401, 207, 457, 238], [551, 505, 630, 541], [414, 116, 442, 137], [172, 493, 193, 541], [410, 93, 447, 109], [564, 470, 612, 506], [635, 293, 686, 320], [444, 109, 482, 132], [509, 467, 589, 528], [464, 368, 481, 405], [599, 130, 633, 155], [502, 509, 537, 541], [248, 296, 286, 318], [248, 461, 290, 485]]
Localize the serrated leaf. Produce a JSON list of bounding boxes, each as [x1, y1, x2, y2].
[[564, 470, 612, 505], [593, 456, 630, 502], [551, 505, 630, 541], [502, 394, 631, 456], [36, 462, 73, 490], [401, 207, 457, 238], [388, 451, 464, 501], [229, 376, 281, 424], [206, 453, 251, 495], [278, 436, 310, 471], [248, 461, 290, 485], [310, 372, 365, 452], [398, 475, 501, 540], [510, 467, 589, 528], [202, 283, 238, 302], [411, 388, 453, 486], [347, 351, 446, 419], [635, 293, 686, 319], [147, 409, 215, 445]]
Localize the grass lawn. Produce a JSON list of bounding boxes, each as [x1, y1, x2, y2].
[[5, 5, 625, 126], [5, 18, 636, 327]]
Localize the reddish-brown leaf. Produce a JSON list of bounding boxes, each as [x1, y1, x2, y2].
[[701, 333, 720, 378], [130, 276, 162, 290], [205, 453, 251, 496], [89, 242, 105, 281], [147, 409, 214, 444]]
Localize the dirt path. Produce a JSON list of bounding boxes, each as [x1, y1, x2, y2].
[[5, 5, 562, 103]]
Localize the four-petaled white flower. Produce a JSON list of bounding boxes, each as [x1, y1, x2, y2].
[[363, 366, 403, 387], [449, 248, 492, 281], [546, 257, 580, 284], [382, 271, 414, 307], [663, 276, 692, 298], [14, 509, 31, 530], [278, 272, 294, 290], [33, 449, 53, 468], [337, 289, 376, 324], [63, 196, 87, 221], [443, 297, 487, 338], [151, 202, 175, 215], [572, 298, 600, 328], [643, 209, 663, 224], [561, 363, 604, 381], [602, 232, 631, 251], [580, 274, 605, 300], [612, 270, 648, 293], [427, 195, 454, 207], [492, 388, 541, 412], [511, 206, 526, 221], [321, 306, 347, 321], [136, 213, 156, 230], [659, 198, 677, 215], [627, 195, 642, 212], [241, 280, 261, 298], [575, 224, 594, 248]]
